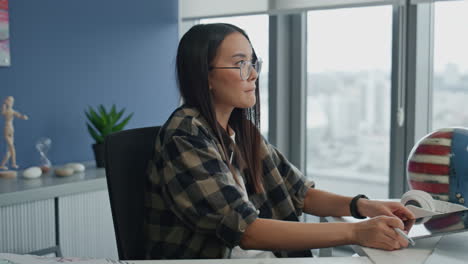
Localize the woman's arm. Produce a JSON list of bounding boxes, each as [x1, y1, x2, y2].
[[240, 216, 408, 251], [303, 189, 415, 221], [302, 188, 353, 217], [240, 218, 353, 250], [302, 188, 415, 220]]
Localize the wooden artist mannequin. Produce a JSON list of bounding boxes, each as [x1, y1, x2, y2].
[[0, 96, 28, 170]]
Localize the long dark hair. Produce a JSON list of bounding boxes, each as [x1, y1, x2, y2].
[[176, 23, 264, 193]]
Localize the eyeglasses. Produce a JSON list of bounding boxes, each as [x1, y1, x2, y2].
[[210, 58, 263, 81]]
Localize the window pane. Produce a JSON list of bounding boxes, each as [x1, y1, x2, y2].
[[306, 6, 392, 198], [200, 15, 270, 138], [432, 1, 468, 130]]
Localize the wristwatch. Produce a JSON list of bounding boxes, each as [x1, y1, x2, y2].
[[350, 194, 369, 219]]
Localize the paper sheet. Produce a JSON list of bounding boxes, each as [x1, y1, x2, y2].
[[406, 205, 440, 218], [355, 236, 441, 264], [424, 232, 468, 264]]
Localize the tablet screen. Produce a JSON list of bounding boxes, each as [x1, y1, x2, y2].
[[405, 209, 468, 240]]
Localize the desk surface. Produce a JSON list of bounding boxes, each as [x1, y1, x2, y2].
[[131, 257, 372, 264], [0, 253, 372, 264], [0, 162, 106, 206], [326, 216, 441, 264]]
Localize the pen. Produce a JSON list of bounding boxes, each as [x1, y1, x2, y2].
[[394, 227, 416, 246]]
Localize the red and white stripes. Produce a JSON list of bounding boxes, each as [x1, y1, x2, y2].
[[408, 128, 453, 201]]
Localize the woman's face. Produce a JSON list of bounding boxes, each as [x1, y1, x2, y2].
[[208, 32, 258, 110]]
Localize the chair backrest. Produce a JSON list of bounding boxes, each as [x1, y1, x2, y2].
[[104, 126, 160, 260]]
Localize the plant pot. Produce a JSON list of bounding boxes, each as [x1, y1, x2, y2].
[[92, 143, 106, 168]]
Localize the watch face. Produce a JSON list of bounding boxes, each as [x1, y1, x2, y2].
[[405, 209, 468, 240]]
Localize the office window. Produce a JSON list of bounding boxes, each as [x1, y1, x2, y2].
[[432, 1, 468, 130], [306, 6, 392, 198], [199, 15, 269, 138]]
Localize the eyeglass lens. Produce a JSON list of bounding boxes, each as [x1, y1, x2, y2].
[[240, 60, 262, 80]]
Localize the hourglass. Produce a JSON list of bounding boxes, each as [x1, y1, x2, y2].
[[36, 137, 52, 173]]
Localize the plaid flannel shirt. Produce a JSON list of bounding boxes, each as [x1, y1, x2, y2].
[[145, 105, 315, 259]]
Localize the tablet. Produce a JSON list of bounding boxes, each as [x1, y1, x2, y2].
[[405, 209, 468, 240]]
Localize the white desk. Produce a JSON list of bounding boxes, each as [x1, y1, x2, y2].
[[131, 257, 372, 264], [0, 253, 372, 264], [324, 216, 444, 264]]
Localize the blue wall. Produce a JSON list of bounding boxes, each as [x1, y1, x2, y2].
[[0, 0, 179, 168]]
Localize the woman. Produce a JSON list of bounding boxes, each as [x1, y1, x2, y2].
[[145, 23, 415, 259]]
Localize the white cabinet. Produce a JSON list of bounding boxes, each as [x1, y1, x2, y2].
[[0, 166, 118, 258], [58, 190, 118, 258], [0, 199, 55, 254]]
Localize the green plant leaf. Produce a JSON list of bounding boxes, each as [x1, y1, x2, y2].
[[112, 113, 133, 132], [98, 104, 107, 117], [110, 104, 117, 125], [98, 105, 110, 127], [85, 104, 132, 141], [84, 110, 93, 125], [85, 108, 97, 132], [102, 124, 112, 138], [88, 106, 105, 132], [114, 108, 125, 124], [87, 123, 104, 143]]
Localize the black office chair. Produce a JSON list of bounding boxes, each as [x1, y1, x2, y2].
[[104, 126, 160, 260]]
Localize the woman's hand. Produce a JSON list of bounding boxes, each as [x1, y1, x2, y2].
[[357, 199, 415, 221], [351, 216, 409, 250]]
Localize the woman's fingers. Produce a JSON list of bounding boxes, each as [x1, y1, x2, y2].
[[384, 216, 405, 229], [372, 233, 399, 251], [356, 216, 410, 251], [377, 216, 409, 249], [383, 217, 410, 248], [392, 203, 416, 219]]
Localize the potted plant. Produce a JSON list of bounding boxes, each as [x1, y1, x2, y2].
[[85, 104, 133, 168]]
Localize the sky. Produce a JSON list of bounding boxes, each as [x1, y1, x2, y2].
[[434, 1, 468, 74]]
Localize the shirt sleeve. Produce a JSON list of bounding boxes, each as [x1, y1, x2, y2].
[[266, 142, 315, 216], [161, 135, 259, 248]]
